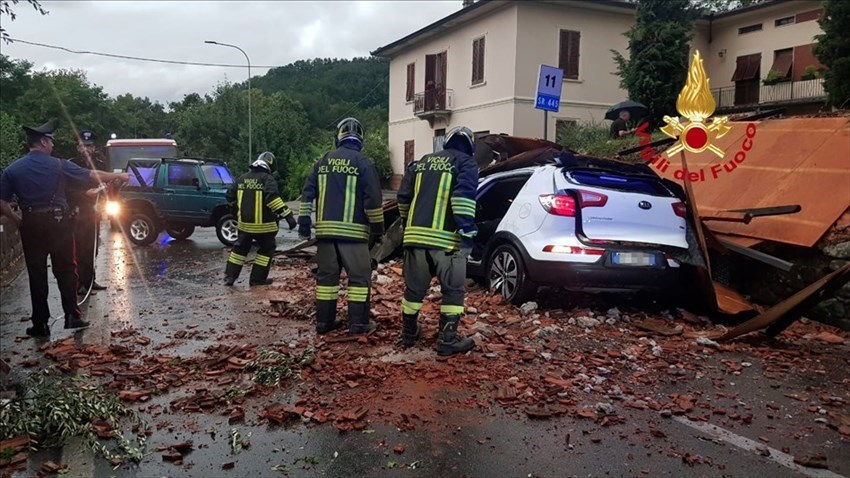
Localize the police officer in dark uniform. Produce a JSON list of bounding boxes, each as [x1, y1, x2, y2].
[[397, 126, 478, 356], [69, 130, 107, 295], [224, 152, 296, 286], [298, 118, 384, 336], [0, 121, 130, 337]]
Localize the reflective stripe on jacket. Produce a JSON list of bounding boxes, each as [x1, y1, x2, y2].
[[226, 167, 292, 234], [397, 147, 478, 251], [299, 144, 384, 242]]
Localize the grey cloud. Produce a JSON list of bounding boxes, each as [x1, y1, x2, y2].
[[3, 0, 460, 104]]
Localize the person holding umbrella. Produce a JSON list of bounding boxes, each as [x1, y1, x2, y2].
[[605, 100, 649, 139]]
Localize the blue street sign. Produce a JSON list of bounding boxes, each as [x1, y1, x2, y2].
[[535, 64, 564, 112]]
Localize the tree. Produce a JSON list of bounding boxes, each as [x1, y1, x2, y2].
[[0, 110, 23, 170], [612, 0, 700, 127], [690, 0, 765, 13], [0, 54, 32, 115], [1, 0, 47, 43], [815, 0, 850, 108]]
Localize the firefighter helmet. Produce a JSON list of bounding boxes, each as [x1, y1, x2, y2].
[[444, 126, 475, 155], [335, 117, 364, 147], [252, 151, 275, 172]]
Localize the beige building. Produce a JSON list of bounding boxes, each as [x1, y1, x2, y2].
[[372, 0, 826, 185]]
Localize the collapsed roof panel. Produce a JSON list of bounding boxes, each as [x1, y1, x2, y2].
[[657, 117, 850, 247]]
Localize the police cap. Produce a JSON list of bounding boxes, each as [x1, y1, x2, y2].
[[80, 130, 96, 146], [23, 120, 57, 139]]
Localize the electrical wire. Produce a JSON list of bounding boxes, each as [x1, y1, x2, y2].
[[6, 37, 288, 69], [323, 76, 388, 130]]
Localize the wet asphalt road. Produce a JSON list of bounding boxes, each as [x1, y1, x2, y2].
[[1, 222, 849, 478]]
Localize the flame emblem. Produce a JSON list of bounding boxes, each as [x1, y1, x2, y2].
[[661, 50, 730, 157]]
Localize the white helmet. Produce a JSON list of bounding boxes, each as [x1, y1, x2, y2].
[[251, 151, 275, 172]]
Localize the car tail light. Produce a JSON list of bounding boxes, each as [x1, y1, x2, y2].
[[578, 190, 608, 208], [672, 202, 687, 218], [539, 194, 576, 216], [543, 245, 605, 255]]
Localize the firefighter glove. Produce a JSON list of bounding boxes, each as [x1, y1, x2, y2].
[[284, 214, 297, 230]]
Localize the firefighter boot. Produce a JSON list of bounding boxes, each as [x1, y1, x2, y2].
[[249, 254, 273, 286], [348, 302, 377, 335], [316, 300, 342, 334], [224, 253, 243, 286], [401, 313, 420, 348], [436, 314, 474, 356]]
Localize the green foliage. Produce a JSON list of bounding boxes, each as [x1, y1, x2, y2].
[[815, 0, 850, 107], [0, 55, 32, 114], [243, 347, 314, 387], [362, 124, 391, 180], [763, 69, 785, 86], [556, 121, 666, 160], [690, 0, 765, 13], [801, 65, 822, 81], [612, 0, 699, 127], [0, 110, 23, 169], [0, 368, 147, 463], [252, 57, 389, 131]]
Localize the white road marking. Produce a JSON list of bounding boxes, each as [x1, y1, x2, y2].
[[673, 416, 847, 478]]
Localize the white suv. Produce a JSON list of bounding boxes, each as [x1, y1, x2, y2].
[[468, 157, 689, 304]]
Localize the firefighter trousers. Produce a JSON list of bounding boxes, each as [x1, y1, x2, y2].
[[315, 240, 371, 330], [225, 231, 276, 283], [402, 247, 466, 317]]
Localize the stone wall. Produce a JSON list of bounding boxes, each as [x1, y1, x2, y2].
[[0, 215, 24, 287]]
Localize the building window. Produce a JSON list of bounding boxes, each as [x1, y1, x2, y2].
[[775, 16, 795, 27], [472, 36, 485, 85], [796, 9, 823, 23], [404, 140, 415, 166], [770, 48, 793, 81], [738, 23, 763, 35], [558, 29, 580, 80], [406, 63, 415, 102]]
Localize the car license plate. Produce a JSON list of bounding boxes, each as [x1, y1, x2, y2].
[[612, 252, 657, 266]]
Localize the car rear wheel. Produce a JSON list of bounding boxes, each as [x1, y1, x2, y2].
[[216, 214, 238, 246], [166, 225, 195, 241], [126, 213, 159, 246], [488, 244, 537, 305]]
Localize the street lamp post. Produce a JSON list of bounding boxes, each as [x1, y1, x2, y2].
[[205, 40, 252, 163]]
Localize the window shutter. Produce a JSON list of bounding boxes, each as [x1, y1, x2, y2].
[[559, 30, 580, 80], [472, 37, 485, 84], [770, 49, 793, 79], [406, 63, 415, 102]]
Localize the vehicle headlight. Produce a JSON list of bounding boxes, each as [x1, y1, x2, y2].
[[105, 201, 121, 216]]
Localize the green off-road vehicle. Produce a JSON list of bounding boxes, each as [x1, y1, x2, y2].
[[113, 157, 238, 246]]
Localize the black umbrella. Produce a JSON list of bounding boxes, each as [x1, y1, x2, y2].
[[605, 100, 649, 121]]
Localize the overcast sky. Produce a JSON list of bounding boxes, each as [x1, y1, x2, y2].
[[1, 1, 460, 105]]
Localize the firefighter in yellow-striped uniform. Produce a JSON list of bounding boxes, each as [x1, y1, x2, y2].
[[224, 152, 296, 286], [397, 126, 478, 356], [298, 118, 384, 335]]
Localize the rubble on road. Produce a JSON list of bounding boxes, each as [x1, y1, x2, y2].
[[28, 261, 849, 448]]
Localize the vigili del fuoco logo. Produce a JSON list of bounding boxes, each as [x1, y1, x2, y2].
[[637, 51, 758, 182]]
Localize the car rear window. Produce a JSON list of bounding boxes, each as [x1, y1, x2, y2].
[[128, 164, 158, 187], [202, 165, 234, 185], [565, 170, 674, 197]]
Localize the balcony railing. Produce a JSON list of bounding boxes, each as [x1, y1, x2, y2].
[[711, 78, 826, 109], [413, 88, 454, 117]]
